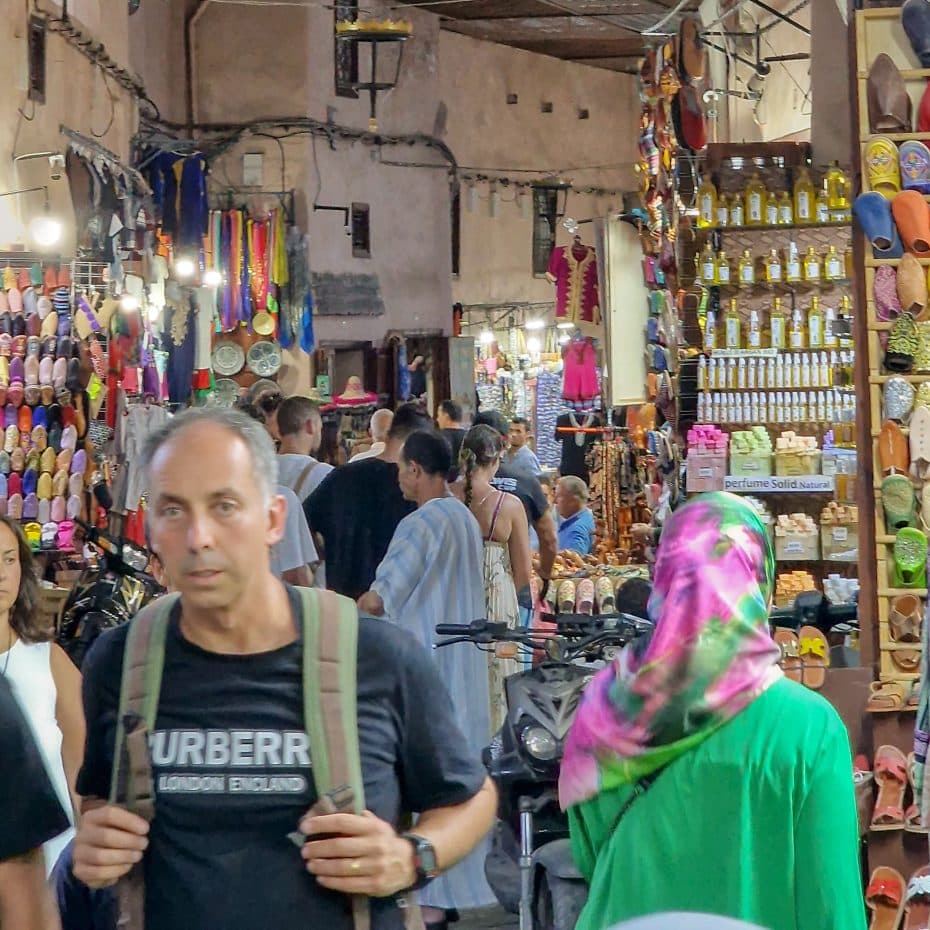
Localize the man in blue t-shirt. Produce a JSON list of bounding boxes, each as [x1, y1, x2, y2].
[[555, 475, 595, 555]]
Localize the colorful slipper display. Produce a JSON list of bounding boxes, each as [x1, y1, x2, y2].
[[865, 137, 903, 199], [868, 54, 912, 133], [867, 866, 907, 929], [774, 628, 802, 683], [892, 528, 928, 588], [868, 680, 908, 712], [798, 625, 828, 690], [882, 474, 918, 531]]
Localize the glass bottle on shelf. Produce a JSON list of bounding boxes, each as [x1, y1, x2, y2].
[[704, 309, 718, 351], [803, 247, 821, 283], [724, 298, 742, 349], [823, 304, 838, 349], [747, 309, 762, 349], [716, 194, 730, 228], [777, 191, 794, 225], [808, 296, 824, 349], [765, 189, 779, 225], [785, 241, 802, 283], [770, 297, 787, 349], [738, 249, 755, 286], [824, 246, 844, 281], [698, 355, 707, 390], [789, 305, 806, 349], [745, 173, 766, 226], [729, 194, 745, 227], [815, 182, 830, 225], [766, 248, 783, 284], [697, 176, 717, 228], [794, 167, 815, 224], [700, 242, 717, 285], [839, 295, 854, 349], [826, 161, 850, 221], [716, 251, 732, 286]]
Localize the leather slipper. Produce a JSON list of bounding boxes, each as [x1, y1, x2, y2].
[[911, 404, 930, 478], [897, 253, 929, 315], [893, 191, 930, 255], [868, 54, 912, 132], [798, 626, 828, 690], [875, 266, 904, 321], [881, 419, 910, 475], [855, 191, 897, 248], [865, 137, 903, 199], [677, 14, 705, 82]]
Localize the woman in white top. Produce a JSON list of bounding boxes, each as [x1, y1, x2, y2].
[[0, 516, 84, 871]]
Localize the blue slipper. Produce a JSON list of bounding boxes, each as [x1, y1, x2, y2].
[[854, 191, 897, 251], [904, 0, 930, 68]]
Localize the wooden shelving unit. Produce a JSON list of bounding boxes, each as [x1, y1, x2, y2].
[[856, 5, 930, 878]]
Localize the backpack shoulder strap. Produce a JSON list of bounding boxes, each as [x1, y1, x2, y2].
[[294, 460, 321, 500], [297, 587, 370, 930], [109, 593, 180, 818]]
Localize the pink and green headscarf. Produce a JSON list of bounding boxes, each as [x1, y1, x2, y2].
[[559, 492, 782, 809]]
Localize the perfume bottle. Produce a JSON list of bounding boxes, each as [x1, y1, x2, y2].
[[777, 191, 794, 225], [826, 161, 850, 220], [716, 194, 730, 228], [765, 189, 778, 225], [747, 309, 762, 349], [729, 194, 744, 227], [794, 167, 815, 224], [700, 242, 717, 285], [716, 251, 732, 286], [697, 175, 717, 228], [724, 298, 741, 350], [803, 247, 822, 284], [807, 296, 824, 350], [703, 309, 718, 351], [815, 182, 830, 225], [785, 241, 802, 283], [790, 306, 806, 349], [738, 249, 755, 286], [824, 246, 843, 281], [766, 249, 783, 284], [769, 297, 787, 350], [745, 173, 766, 226]]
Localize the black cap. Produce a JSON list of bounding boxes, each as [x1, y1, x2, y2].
[[473, 410, 509, 437]]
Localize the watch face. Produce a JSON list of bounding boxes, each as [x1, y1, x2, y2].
[[417, 839, 439, 878]]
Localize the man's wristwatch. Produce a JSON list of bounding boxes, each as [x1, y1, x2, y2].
[[401, 833, 440, 890]]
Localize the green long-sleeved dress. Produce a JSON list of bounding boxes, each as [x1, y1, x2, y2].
[[568, 678, 866, 930]]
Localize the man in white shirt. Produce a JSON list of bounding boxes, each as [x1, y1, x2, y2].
[[349, 408, 394, 463], [275, 396, 334, 502]]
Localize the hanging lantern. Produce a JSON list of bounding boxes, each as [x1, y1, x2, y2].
[[335, 18, 414, 133]]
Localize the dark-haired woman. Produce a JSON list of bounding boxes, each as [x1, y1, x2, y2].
[[0, 516, 84, 871], [453, 424, 532, 731]]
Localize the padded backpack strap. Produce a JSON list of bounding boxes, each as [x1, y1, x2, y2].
[[298, 587, 370, 930], [109, 593, 179, 816]]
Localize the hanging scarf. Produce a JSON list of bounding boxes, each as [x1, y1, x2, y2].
[[559, 492, 781, 809]]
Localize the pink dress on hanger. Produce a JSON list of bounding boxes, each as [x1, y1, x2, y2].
[[562, 338, 599, 402]]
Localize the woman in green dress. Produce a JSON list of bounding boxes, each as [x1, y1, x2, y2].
[[560, 492, 865, 930]]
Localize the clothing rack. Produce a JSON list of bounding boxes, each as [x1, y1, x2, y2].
[[60, 125, 152, 197]]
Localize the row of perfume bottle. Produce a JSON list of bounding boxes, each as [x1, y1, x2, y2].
[[696, 243, 851, 288], [698, 351, 855, 392], [696, 165, 852, 229], [697, 390, 856, 426], [703, 297, 854, 352]]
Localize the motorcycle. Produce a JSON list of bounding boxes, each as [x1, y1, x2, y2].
[[56, 518, 161, 669], [436, 612, 654, 930]]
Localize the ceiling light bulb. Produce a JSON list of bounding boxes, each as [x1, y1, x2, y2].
[[30, 214, 62, 247], [557, 322, 575, 330], [204, 269, 223, 287], [479, 329, 494, 345], [175, 257, 196, 278], [147, 305, 162, 323], [527, 337, 541, 353], [120, 294, 139, 312], [525, 319, 545, 331], [559, 333, 571, 345]]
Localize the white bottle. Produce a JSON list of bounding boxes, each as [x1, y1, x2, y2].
[[698, 355, 708, 391], [767, 392, 776, 423], [766, 357, 776, 388], [816, 392, 826, 422], [776, 391, 786, 423], [727, 358, 737, 389], [801, 354, 811, 388], [698, 393, 707, 421], [775, 356, 785, 388], [792, 355, 802, 388], [726, 393, 736, 423], [747, 358, 757, 390], [737, 357, 747, 389], [786, 242, 801, 282], [750, 393, 759, 422], [711, 393, 720, 422], [824, 306, 838, 349]]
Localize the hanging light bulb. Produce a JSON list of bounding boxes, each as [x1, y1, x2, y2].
[[175, 256, 196, 279], [557, 322, 575, 330], [204, 269, 223, 287], [30, 212, 62, 247], [120, 294, 140, 312], [479, 329, 494, 345], [527, 337, 541, 354], [147, 304, 162, 323], [559, 333, 571, 345], [525, 319, 545, 331]]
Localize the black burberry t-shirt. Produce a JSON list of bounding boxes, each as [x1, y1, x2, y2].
[[78, 587, 487, 930]]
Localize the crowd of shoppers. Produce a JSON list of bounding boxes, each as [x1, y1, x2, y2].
[[1, 389, 866, 930]]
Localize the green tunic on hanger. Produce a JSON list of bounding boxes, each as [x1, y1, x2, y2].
[[568, 678, 866, 930]]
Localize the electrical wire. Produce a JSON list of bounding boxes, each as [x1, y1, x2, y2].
[[91, 68, 118, 139], [642, 0, 694, 37]]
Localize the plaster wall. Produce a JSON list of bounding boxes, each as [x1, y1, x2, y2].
[[0, 2, 135, 252]]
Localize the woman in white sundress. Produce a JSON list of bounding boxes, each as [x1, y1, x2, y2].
[[454, 424, 533, 733]]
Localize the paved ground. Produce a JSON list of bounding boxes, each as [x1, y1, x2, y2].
[[458, 907, 518, 930]]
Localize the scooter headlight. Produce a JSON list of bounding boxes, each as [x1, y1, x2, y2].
[[521, 726, 559, 761]]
